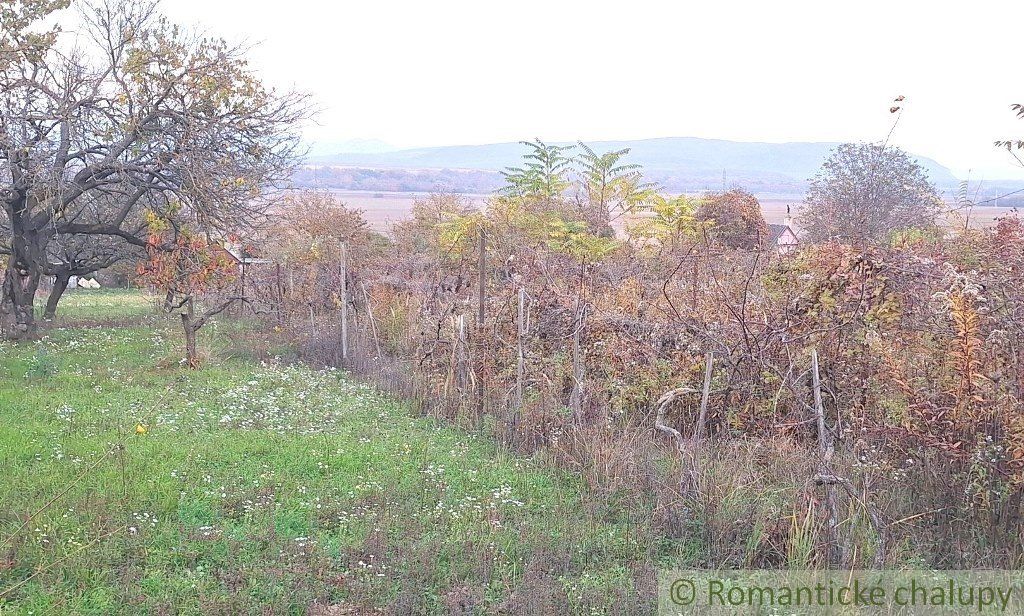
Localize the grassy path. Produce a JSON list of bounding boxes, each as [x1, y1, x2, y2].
[[0, 291, 642, 614]]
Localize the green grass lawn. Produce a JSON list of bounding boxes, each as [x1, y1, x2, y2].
[[0, 291, 643, 614]]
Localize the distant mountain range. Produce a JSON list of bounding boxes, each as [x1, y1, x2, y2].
[[298, 137, 1024, 205], [303, 137, 963, 195], [305, 138, 396, 157]]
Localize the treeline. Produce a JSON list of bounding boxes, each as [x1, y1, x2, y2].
[[292, 164, 809, 195], [293, 166, 504, 194]]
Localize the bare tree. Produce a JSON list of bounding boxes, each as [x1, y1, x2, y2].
[[0, 0, 309, 337], [799, 143, 942, 246], [42, 231, 142, 319]]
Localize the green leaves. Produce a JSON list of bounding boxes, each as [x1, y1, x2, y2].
[[801, 143, 941, 246], [499, 140, 657, 217], [628, 194, 697, 247], [500, 139, 574, 200], [435, 211, 486, 260], [0, 0, 69, 68], [576, 142, 655, 216]]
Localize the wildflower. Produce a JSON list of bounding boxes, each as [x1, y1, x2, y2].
[[135, 423, 148, 435]]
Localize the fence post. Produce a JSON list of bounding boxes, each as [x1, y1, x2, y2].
[[476, 228, 486, 418], [238, 260, 246, 317], [340, 242, 348, 362], [813, 349, 842, 567], [457, 314, 468, 389], [361, 281, 381, 359], [515, 287, 526, 412], [694, 352, 714, 440], [569, 303, 586, 415], [275, 262, 283, 325]]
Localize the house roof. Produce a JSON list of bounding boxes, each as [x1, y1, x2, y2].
[[767, 223, 793, 244], [217, 245, 271, 265]]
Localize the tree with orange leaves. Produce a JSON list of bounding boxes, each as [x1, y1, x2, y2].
[[137, 211, 238, 367]]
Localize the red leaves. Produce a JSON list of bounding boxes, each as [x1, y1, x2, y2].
[[138, 223, 237, 298]]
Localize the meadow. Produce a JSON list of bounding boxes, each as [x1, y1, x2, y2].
[[0, 291, 650, 614]]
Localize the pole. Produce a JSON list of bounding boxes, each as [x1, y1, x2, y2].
[[813, 349, 841, 566], [695, 352, 714, 440], [515, 287, 525, 412], [361, 281, 381, 359], [275, 262, 283, 325], [476, 229, 486, 417], [340, 242, 348, 362]]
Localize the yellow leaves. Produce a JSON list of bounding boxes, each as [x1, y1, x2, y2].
[[946, 286, 990, 422], [218, 177, 247, 189], [628, 194, 697, 248], [143, 209, 169, 234], [545, 217, 618, 261], [606, 276, 644, 316], [135, 423, 148, 435], [139, 216, 238, 300], [436, 212, 485, 260]]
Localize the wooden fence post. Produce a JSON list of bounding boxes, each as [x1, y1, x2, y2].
[[361, 281, 381, 359], [340, 242, 348, 362], [569, 303, 586, 415], [275, 262, 283, 325], [515, 287, 526, 412], [694, 352, 714, 440], [475, 229, 486, 418], [457, 314, 468, 389], [813, 350, 830, 451], [238, 261, 246, 317], [813, 349, 842, 567]]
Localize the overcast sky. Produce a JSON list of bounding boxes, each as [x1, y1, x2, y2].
[[155, 0, 1022, 179]]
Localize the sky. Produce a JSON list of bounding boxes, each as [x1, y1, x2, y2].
[[150, 0, 1024, 179]]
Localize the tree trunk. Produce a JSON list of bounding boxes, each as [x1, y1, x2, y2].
[[1, 191, 46, 339], [1, 254, 41, 339], [180, 297, 199, 368], [43, 272, 72, 320]]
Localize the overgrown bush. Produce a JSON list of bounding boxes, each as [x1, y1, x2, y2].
[[242, 144, 1024, 576]]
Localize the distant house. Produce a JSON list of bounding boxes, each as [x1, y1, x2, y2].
[[216, 241, 273, 312], [767, 210, 799, 255], [222, 240, 271, 271]]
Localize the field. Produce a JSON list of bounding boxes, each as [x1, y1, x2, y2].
[[331, 190, 1019, 234], [0, 291, 648, 614]]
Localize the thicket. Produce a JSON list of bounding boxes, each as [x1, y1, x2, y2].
[[226, 141, 1024, 575]]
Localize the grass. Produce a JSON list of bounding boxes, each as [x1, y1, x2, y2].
[[0, 290, 645, 614]]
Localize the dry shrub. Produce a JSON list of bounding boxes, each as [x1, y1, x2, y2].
[[243, 190, 1024, 573]]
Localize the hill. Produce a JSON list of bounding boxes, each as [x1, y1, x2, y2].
[[305, 136, 961, 194]]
